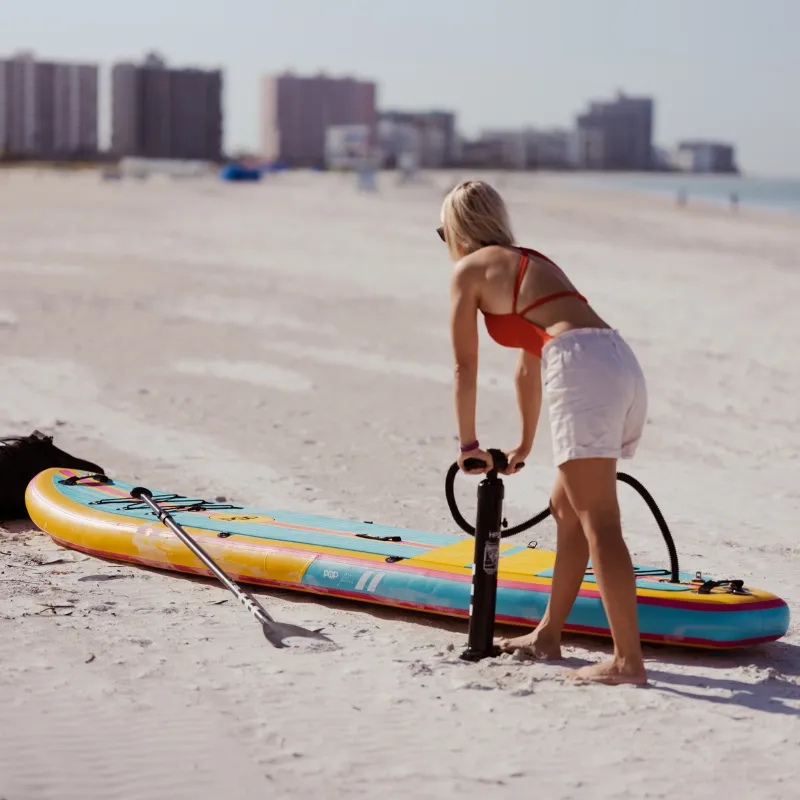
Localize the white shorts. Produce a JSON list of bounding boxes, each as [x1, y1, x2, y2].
[[541, 328, 648, 467]]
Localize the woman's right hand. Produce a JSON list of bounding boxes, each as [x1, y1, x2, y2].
[[458, 447, 494, 475]]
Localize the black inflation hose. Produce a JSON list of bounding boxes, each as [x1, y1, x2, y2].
[[444, 453, 680, 583]]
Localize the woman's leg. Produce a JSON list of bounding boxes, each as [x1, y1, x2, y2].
[[496, 471, 589, 659], [559, 457, 647, 685]]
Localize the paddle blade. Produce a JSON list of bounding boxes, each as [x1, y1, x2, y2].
[[261, 621, 334, 649]]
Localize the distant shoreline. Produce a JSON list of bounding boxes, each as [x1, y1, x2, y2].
[[550, 172, 800, 216], [3, 159, 798, 217]]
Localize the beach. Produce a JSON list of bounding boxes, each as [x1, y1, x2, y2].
[[1, 166, 799, 799]]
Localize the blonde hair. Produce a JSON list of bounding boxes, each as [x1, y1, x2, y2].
[[441, 179, 515, 259]]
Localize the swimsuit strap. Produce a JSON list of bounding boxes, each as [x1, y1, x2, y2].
[[514, 246, 587, 316], [512, 250, 530, 314], [518, 290, 587, 317], [518, 246, 558, 267], [519, 246, 570, 278]]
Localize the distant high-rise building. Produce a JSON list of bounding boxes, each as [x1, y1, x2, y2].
[[476, 130, 528, 170], [0, 52, 98, 159], [675, 141, 738, 174], [575, 92, 654, 171], [378, 110, 457, 168], [111, 53, 223, 161], [458, 137, 510, 170], [455, 127, 574, 171], [522, 128, 574, 169], [261, 72, 377, 167], [52, 63, 98, 156]]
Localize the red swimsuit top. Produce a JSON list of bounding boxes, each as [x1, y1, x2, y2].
[[482, 247, 587, 358]]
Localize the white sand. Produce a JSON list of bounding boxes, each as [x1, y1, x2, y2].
[[1, 167, 799, 800]]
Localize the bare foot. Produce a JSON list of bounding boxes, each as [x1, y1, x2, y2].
[[567, 658, 647, 686], [494, 629, 562, 660]]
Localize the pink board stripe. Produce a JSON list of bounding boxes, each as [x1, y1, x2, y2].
[[49, 536, 781, 650], [49, 472, 786, 616]]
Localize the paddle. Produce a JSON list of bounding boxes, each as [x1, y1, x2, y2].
[[129, 486, 332, 649]]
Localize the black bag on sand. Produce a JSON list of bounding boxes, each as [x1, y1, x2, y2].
[[0, 431, 105, 522]]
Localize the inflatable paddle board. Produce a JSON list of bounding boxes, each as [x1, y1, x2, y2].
[[26, 468, 790, 650]]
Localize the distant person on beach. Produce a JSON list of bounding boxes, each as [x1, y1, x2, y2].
[[441, 180, 649, 686]]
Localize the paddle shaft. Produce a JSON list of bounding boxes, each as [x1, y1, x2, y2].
[[130, 487, 275, 624]]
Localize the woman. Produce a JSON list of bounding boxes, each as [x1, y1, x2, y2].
[[443, 179, 648, 686]]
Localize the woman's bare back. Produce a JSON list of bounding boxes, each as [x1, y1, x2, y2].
[[476, 245, 610, 335]]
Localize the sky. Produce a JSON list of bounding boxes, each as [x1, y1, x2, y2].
[[2, 0, 798, 176]]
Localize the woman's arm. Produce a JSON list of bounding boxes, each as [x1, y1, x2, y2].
[[449, 260, 481, 447], [515, 348, 542, 452]]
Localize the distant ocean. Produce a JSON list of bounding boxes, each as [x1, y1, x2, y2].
[[565, 173, 800, 215]]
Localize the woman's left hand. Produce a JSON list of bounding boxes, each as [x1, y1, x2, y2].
[[501, 445, 530, 475], [458, 447, 494, 475]]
